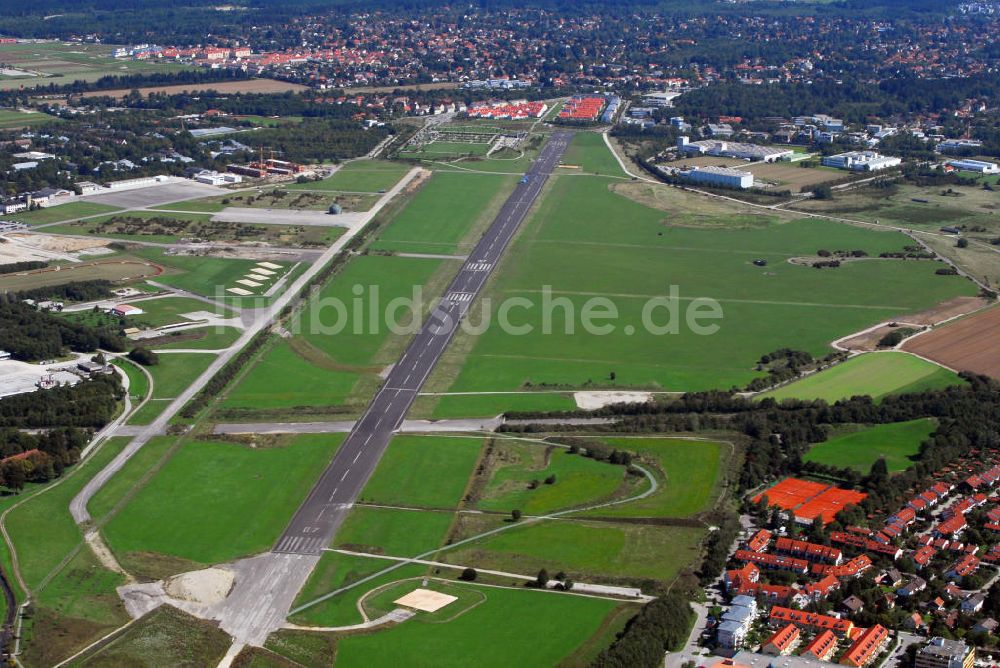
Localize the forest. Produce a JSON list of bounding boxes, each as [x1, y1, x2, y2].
[[0, 298, 126, 361], [0, 373, 122, 429]]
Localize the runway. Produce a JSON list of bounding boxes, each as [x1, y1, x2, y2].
[[273, 130, 574, 555]]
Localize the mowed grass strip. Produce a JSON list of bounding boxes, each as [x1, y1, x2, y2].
[[287, 160, 411, 193], [579, 437, 723, 519], [474, 442, 626, 516], [761, 352, 962, 403], [425, 174, 975, 413], [558, 131, 628, 177], [8, 200, 121, 225], [441, 519, 704, 583], [127, 353, 217, 425], [103, 435, 342, 567], [359, 435, 483, 509], [370, 172, 515, 255], [805, 418, 935, 473], [332, 584, 622, 668], [333, 506, 455, 557]]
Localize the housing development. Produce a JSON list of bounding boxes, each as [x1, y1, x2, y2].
[[1, 0, 1000, 666]]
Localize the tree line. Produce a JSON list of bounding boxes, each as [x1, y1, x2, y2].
[[0, 374, 122, 429], [0, 427, 89, 492]]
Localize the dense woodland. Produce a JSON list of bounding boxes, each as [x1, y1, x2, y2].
[[0, 298, 125, 361], [0, 373, 122, 428], [0, 428, 89, 491]]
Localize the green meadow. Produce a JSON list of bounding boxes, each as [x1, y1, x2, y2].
[[805, 418, 936, 472]]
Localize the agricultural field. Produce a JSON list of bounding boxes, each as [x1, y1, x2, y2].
[[902, 305, 1000, 379], [102, 435, 341, 578], [0, 257, 162, 293], [747, 161, 851, 192], [421, 168, 976, 418], [287, 160, 412, 193], [0, 107, 61, 129], [370, 172, 516, 255], [0, 41, 193, 91], [3, 200, 121, 225], [805, 418, 936, 473], [761, 351, 962, 403], [85, 78, 307, 99], [330, 583, 624, 668]]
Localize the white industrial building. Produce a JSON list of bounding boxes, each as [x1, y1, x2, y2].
[[948, 159, 999, 174], [642, 91, 681, 107], [822, 151, 901, 172], [937, 138, 983, 154], [194, 170, 244, 185], [678, 165, 754, 189], [677, 137, 793, 162]]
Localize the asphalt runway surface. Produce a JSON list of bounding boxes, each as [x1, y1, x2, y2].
[[274, 131, 574, 555]]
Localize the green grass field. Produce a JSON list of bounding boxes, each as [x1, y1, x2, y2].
[[442, 519, 704, 583], [761, 352, 962, 403], [400, 140, 492, 159], [103, 435, 342, 572], [333, 507, 455, 557], [112, 358, 150, 408], [578, 437, 724, 519], [127, 353, 216, 425], [88, 436, 176, 524], [559, 131, 628, 177], [287, 161, 411, 193], [4, 201, 121, 225], [805, 418, 936, 472], [132, 247, 292, 298], [149, 326, 242, 350], [474, 442, 627, 516], [0, 42, 193, 91], [332, 584, 621, 668], [370, 172, 516, 255], [359, 435, 483, 508], [423, 172, 975, 417], [0, 108, 61, 128]]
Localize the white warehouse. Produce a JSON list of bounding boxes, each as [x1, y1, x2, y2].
[[679, 165, 754, 189], [677, 137, 793, 162], [822, 151, 901, 172], [948, 159, 1000, 174]]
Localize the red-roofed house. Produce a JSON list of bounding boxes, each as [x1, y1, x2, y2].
[[802, 629, 838, 661], [770, 607, 853, 635], [841, 625, 889, 667], [747, 529, 772, 552], [762, 623, 800, 656]]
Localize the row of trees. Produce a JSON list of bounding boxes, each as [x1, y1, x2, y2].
[[0, 374, 122, 429]]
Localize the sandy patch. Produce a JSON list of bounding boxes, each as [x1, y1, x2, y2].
[[574, 391, 652, 410], [257, 262, 283, 270], [394, 588, 456, 613], [164, 567, 236, 605], [8, 232, 108, 252], [85, 530, 133, 583], [227, 287, 253, 296]]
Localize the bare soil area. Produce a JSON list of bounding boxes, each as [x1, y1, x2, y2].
[[902, 305, 1000, 378]]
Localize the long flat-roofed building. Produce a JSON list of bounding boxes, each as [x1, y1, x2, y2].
[[677, 137, 793, 162], [822, 151, 901, 172], [678, 165, 754, 189], [916, 638, 974, 668], [948, 159, 999, 174]]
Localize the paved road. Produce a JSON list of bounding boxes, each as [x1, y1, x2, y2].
[[273, 131, 575, 555], [68, 168, 424, 525]]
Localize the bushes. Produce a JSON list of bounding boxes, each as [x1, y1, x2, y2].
[[0, 261, 47, 275], [0, 374, 122, 429], [128, 347, 160, 366]]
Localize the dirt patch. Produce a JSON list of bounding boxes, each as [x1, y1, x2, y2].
[[164, 567, 235, 605], [574, 391, 652, 410], [837, 296, 989, 352], [9, 232, 109, 252], [902, 305, 1000, 378], [85, 530, 134, 583], [0, 258, 162, 292]]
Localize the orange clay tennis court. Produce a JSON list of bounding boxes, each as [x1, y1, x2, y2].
[[754, 477, 867, 525]]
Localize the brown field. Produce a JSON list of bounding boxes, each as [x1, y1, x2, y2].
[[839, 296, 990, 351], [81, 78, 307, 99], [748, 162, 851, 192], [902, 305, 1000, 378], [0, 258, 162, 292]]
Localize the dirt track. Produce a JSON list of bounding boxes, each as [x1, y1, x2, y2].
[[902, 305, 1000, 378], [839, 296, 990, 351]]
